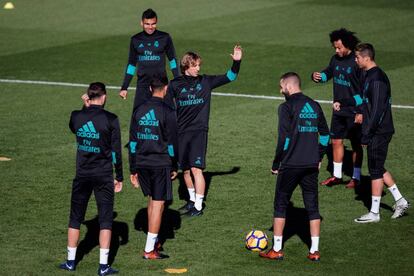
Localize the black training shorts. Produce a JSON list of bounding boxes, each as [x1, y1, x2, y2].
[[367, 134, 392, 180], [178, 130, 208, 170], [137, 167, 173, 201], [69, 175, 114, 230]]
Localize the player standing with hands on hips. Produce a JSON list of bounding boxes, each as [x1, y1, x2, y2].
[[60, 82, 123, 276], [260, 72, 329, 261], [166, 45, 242, 217]]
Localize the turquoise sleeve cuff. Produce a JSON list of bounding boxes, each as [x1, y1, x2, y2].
[[168, 144, 175, 157], [126, 64, 136, 76], [169, 59, 177, 70], [112, 152, 117, 164], [283, 137, 290, 151], [319, 135, 329, 146], [353, 95, 363, 106], [320, 72, 327, 82], [129, 141, 137, 153], [226, 70, 237, 81]]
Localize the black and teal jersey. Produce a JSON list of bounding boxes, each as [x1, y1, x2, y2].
[[360, 66, 394, 144], [315, 52, 364, 116], [121, 30, 180, 90], [69, 105, 123, 181], [128, 97, 178, 173], [272, 93, 330, 170], [166, 60, 241, 133]]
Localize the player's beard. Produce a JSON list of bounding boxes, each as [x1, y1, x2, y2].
[[281, 90, 290, 100]]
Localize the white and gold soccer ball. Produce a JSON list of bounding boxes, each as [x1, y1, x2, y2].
[[245, 230, 268, 251]]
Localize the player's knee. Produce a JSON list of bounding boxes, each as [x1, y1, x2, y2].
[[331, 139, 343, 146], [190, 167, 202, 176], [69, 219, 82, 230]]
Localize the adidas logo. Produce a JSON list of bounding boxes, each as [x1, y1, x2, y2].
[[138, 43, 144, 48], [299, 102, 317, 119], [180, 87, 188, 93], [77, 121, 100, 139], [139, 109, 159, 126]]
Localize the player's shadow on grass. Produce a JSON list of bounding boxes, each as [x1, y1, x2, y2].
[[353, 175, 393, 212], [269, 202, 321, 250], [134, 206, 181, 247], [177, 166, 241, 202], [75, 211, 128, 266]]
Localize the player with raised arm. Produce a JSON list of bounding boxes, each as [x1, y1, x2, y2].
[[129, 76, 178, 259], [60, 82, 123, 276], [352, 43, 410, 223], [312, 28, 364, 188], [119, 8, 180, 109], [260, 72, 329, 261], [167, 45, 242, 216]]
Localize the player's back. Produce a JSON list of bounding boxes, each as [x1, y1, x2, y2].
[[69, 105, 119, 177]]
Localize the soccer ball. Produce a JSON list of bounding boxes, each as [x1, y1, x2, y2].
[[245, 230, 268, 251]]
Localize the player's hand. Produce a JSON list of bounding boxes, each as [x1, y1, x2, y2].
[[170, 171, 178, 180], [114, 180, 123, 193], [312, 72, 321, 82], [81, 93, 90, 107], [130, 174, 140, 188], [354, 114, 363, 124], [333, 102, 341, 111], [230, 44, 242, 61], [119, 90, 128, 100], [271, 169, 278, 175]]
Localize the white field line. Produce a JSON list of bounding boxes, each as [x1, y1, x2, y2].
[[1, 78, 413, 109]]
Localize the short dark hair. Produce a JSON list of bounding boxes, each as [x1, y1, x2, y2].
[[150, 74, 168, 92], [142, 9, 157, 20], [355, 43, 375, 61], [180, 52, 202, 74], [87, 82, 106, 99], [280, 72, 301, 87], [329, 28, 360, 51]]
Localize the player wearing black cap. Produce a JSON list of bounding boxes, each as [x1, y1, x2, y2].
[[60, 82, 123, 276], [260, 72, 329, 262], [129, 76, 178, 259], [166, 45, 242, 216], [119, 8, 180, 109]]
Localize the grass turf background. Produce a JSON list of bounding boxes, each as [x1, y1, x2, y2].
[[1, 0, 413, 275]]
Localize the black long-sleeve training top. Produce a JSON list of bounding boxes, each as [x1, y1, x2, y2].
[[360, 66, 394, 144], [165, 60, 241, 133], [69, 105, 123, 181], [121, 30, 180, 90], [128, 97, 178, 173], [272, 93, 330, 170], [315, 52, 365, 116]]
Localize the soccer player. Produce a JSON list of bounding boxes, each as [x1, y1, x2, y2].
[[129, 76, 178, 259], [60, 82, 123, 276], [312, 28, 364, 188], [352, 43, 410, 223], [166, 45, 242, 217], [260, 72, 329, 261], [119, 8, 180, 110]]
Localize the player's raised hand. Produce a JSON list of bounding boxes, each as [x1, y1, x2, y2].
[[312, 72, 321, 82], [130, 174, 140, 188], [114, 180, 123, 193], [231, 45, 242, 61], [119, 90, 128, 100], [81, 93, 90, 107]]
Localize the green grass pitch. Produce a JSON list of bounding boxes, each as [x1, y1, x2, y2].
[[1, 0, 414, 275]]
